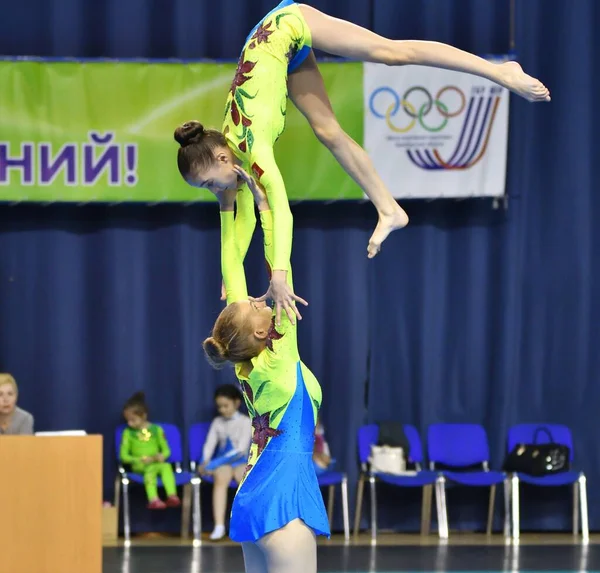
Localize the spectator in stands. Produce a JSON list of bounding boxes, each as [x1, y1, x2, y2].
[[313, 416, 332, 475], [119, 391, 181, 509], [198, 384, 252, 541], [0, 373, 34, 435]]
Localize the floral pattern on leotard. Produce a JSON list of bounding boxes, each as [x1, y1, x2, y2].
[[266, 318, 284, 351], [251, 162, 264, 179], [248, 20, 274, 49], [251, 412, 283, 456], [238, 378, 288, 485], [276, 11, 302, 62], [226, 52, 258, 153], [241, 381, 256, 417], [225, 10, 304, 155], [285, 42, 299, 64]]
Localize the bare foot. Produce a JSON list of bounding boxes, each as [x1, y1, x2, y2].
[[500, 61, 551, 102], [367, 206, 409, 258]]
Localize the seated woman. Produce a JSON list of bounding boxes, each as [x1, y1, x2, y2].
[[0, 373, 34, 435]]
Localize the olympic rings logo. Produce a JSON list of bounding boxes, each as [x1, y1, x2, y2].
[[369, 86, 467, 133]]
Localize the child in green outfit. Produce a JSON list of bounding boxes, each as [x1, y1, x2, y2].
[[119, 391, 181, 510]]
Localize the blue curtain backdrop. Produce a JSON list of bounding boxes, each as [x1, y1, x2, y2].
[[0, 0, 599, 534]]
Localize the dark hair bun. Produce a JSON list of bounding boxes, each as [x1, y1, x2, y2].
[[123, 390, 148, 414], [215, 383, 243, 401], [203, 336, 228, 369], [130, 391, 146, 403], [174, 120, 205, 147]]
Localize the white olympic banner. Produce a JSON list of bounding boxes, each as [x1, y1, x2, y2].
[[363, 61, 510, 199]]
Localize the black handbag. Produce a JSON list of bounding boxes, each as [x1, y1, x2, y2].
[[503, 426, 570, 476], [377, 421, 411, 458]]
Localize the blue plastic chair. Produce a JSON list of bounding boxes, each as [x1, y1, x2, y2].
[[505, 424, 588, 541], [354, 424, 446, 540], [427, 423, 508, 536], [316, 462, 350, 541], [114, 423, 200, 543]]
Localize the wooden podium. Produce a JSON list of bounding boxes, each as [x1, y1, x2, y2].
[[0, 435, 103, 573]]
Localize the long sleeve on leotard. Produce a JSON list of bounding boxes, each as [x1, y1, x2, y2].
[[221, 211, 248, 304], [250, 146, 293, 272], [234, 184, 256, 260], [254, 208, 299, 372], [259, 209, 293, 290]]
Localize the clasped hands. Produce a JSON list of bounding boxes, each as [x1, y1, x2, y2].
[[140, 453, 166, 464]]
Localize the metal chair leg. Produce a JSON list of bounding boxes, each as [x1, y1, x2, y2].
[[181, 483, 192, 538], [113, 475, 121, 538], [486, 484, 496, 535], [192, 476, 202, 545], [327, 485, 335, 529], [113, 475, 121, 513], [435, 476, 448, 539], [579, 474, 589, 543], [353, 474, 365, 538], [503, 477, 511, 538], [573, 480, 580, 536], [420, 484, 432, 535], [122, 476, 131, 544], [510, 474, 520, 541], [341, 476, 350, 542], [369, 475, 377, 543]]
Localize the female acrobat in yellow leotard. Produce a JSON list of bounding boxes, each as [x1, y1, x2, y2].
[[174, 0, 550, 323]]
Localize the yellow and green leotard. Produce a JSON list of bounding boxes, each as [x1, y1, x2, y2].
[[119, 424, 178, 501], [219, 206, 329, 542], [222, 0, 313, 272]]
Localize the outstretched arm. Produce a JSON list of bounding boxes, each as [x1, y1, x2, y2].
[[248, 146, 292, 272], [233, 164, 306, 325], [219, 191, 248, 305], [221, 184, 256, 301], [234, 184, 256, 260], [248, 175, 293, 285], [256, 195, 294, 292]]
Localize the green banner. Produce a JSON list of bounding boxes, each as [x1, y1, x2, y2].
[[0, 61, 363, 202]]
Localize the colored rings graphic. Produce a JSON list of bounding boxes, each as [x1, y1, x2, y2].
[[369, 85, 466, 133]]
